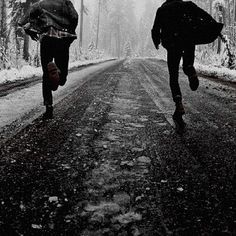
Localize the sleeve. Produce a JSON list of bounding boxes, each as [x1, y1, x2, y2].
[[29, 2, 43, 19], [18, 2, 41, 27], [18, 9, 30, 27], [66, 0, 79, 32], [151, 8, 161, 48], [18, 3, 40, 40]]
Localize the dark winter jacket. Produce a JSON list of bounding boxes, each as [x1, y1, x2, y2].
[[152, 0, 223, 49], [19, 0, 78, 35]]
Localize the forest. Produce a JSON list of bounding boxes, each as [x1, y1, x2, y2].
[[0, 0, 235, 70]]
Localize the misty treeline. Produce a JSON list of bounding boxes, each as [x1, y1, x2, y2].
[[0, 0, 236, 70], [75, 0, 158, 60]]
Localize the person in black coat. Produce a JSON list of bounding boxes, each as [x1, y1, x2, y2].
[[19, 0, 78, 119], [152, 0, 216, 127]]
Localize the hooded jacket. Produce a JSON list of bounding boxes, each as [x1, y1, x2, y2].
[[152, 0, 222, 49], [19, 0, 78, 35]]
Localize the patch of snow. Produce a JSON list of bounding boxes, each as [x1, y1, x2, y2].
[[177, 187, 184, 192], [140, 56, 236, 83], [195, 63, 236, 83], [49, 196, 59, 203], [31, 224, 42, 229], [137, 156, 151, 164], [85, 202, 121, 215], [112, 212, 142, 224]]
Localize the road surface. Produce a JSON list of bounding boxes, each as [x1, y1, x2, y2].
[[0, 58, 235, 235]]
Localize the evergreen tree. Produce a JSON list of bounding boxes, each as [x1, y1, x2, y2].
[[124, 40, 132, 58]]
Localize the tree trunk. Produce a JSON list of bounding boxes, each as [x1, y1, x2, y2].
[[117, 24, 121, 58], [227, 0, 231, 26], [23, 34, 30, 61], [234, 0, 236, 45], [0, 0, 7, 68], [234, 0, 236, 23], [79, 0, 84, 50], [108, 30, 112, 55], [209, 0, 213, 15], [217, 8, 224, 54], [15, 27, 20, 67], [96, 0, 101, 49], [22, 0, 32, 61]]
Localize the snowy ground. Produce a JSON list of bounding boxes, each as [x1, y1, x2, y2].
[[0, 58, 115, 84], [195, 63, 236, 83], [0, 58, 235, 235], [0, 57, 235, 138], [0, 59, 118, 134]]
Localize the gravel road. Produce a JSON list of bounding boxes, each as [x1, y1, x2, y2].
[[0, 58, 235, 235]]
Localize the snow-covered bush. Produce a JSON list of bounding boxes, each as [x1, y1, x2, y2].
[[0, 65, 42, 84], [220, 35, 236, 69], [212, 0, 226, 9], [69, 41, 106, 62], [196, 36, 236, 70], [0, 39, 41, 71], [212, 0, 226, 16], [123, 41, 132, 58]]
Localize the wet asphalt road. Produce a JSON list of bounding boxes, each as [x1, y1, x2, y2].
[[0, 58, 235, 235]]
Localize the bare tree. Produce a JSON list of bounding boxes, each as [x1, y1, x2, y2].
[[17, 0, 39, 61], [0, 0, 8, 68], [95, 0, 110, 49], [79, 0, 84, 49]]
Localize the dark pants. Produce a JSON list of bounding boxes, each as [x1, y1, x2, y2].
[[167, 44, 196, 103], [40, 36, 71, 105]]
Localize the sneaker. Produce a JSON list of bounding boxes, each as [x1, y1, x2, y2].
[[188, 73, 199, 91], [43, 105, 53, 120], [47, 62, 60, 91]]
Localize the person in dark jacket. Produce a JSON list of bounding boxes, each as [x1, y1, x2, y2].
[[19, 0, 78, 119], [152, 0, 215, 127]]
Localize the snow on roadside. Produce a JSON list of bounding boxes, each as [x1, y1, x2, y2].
[[0, 58, 115, 85], [143, 51, 236, 83], [195, 63, 236, 83], [69, 58, 115, 69], [154, 53, 236, 83], [0, 60, 118, 131], [0, 66, 42, 84], [0, 57, 236, 85]]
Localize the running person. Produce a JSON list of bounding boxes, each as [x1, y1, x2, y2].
[[19, 0, 78, 119]]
